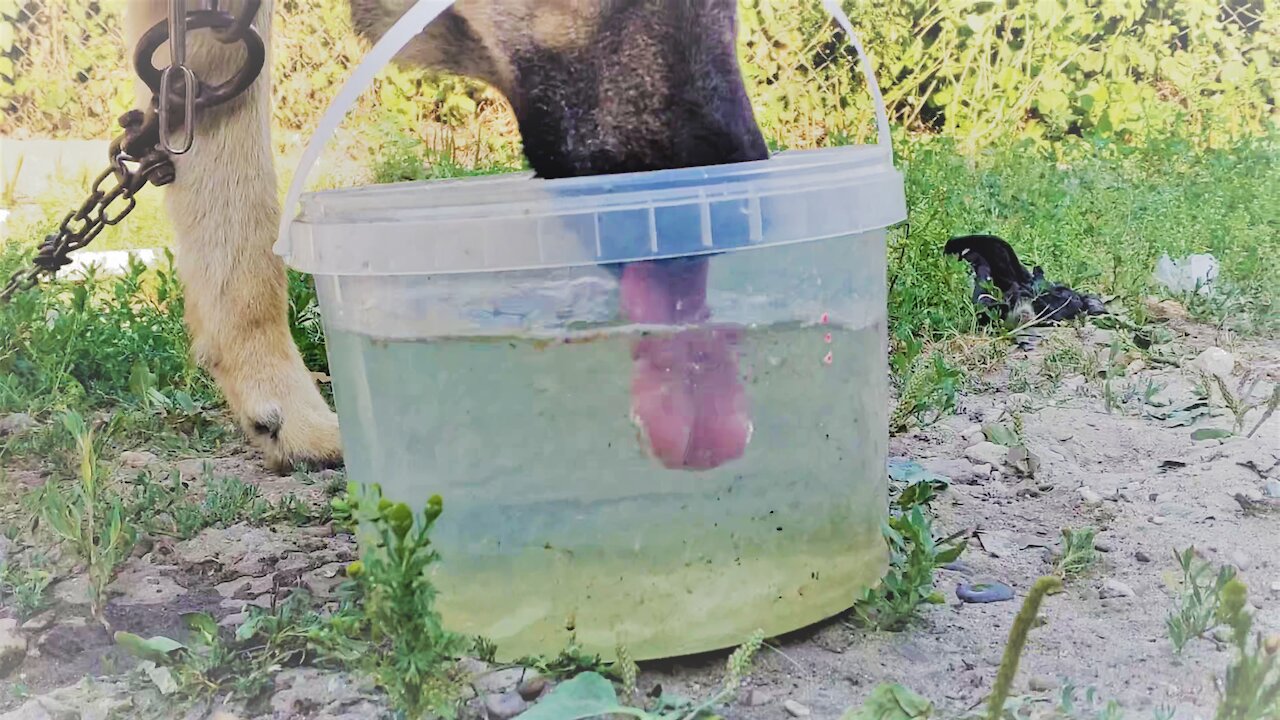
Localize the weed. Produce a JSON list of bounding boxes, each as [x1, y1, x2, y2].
[[39, 411, 136, 625], [116, 589, 366, 703], [1214, 579, 1280, 720], [1167, 547, 1237, 654], [126, 469, 322, 540], [1041, 333, 1097, 386], [1054, 528, 1099, 580], [0, 556, 52, 619], [852, 500, 965, 630], [516, 635, 615, 681], [1101, 337, 1125, 414], [345, 485, 469, 717], [891, 347, 964, 433], [523, 630, 764, 720]]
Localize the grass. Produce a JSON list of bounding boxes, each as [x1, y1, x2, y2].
[[0, 555, 52, 620], [853, 463, 964, 630], [1054, 528, 1099, 580], [1166, 546, 1238, 655], [38, 410, 136, 626]]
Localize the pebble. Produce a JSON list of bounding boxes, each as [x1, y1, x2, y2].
[[922, 458, 988, 485], [517, 675, 548, 701], [1093, 539, 1114, 553], [1229, 552, 1252, 571], [0, 412, 35, 436], [1136, 550, 1152, 563], [966, 442, 1010, 468], [482, 691, 527, 720], [20, 612, 55, 633], [784, 699, 812, 717], [1029, 676, 1055, 692], [1150, 516, 1167, 526], [0, 618, 27, 677], [119, 450, 159, 468], [743, 688, 774, 706], [960, 424, 985, 443], [1264, 480, 1280, 499], [474, 668, 526, 695], [956, 581, 1015, 604], [1190, 347, 1234, 379], [1270, 581, 1280, 594], [1099, 579, 1136, 599], [1078, 487, 1104, 506]]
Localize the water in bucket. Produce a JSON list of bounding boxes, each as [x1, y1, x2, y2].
[[278, 1, 906, 660]]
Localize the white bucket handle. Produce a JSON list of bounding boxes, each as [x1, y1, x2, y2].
[[275, 0, 893, 257]]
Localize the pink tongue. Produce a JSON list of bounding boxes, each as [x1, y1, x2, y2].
[[620, 260, 752, 470]]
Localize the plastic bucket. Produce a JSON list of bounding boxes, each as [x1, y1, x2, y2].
[[278, 0, 907, 661]]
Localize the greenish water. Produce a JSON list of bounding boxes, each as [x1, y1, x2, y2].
[[327, 319, 888, 660]]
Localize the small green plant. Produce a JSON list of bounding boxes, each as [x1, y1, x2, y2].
[[1214, 579, 1280, 720], [891, 348, 964, 433], [1167, 547, 1237, 654], [0, 557, 52, 620], [116, 590, 367, 703], [841, 576, 1062, 720], [517, 636, 614, 681], [1054, 528, 1098, 580], [522, 630, 764, 720], [346, 485, 469, 718], [40, 411, 136, 625], [852, 503, 965, 630], [127, 469, 321, 540]]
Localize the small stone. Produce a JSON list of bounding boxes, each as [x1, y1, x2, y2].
[[1150, 516, 1167, 525], [1191, 347, 1234, 379], [20, 611, 55, 633], [119, 450, 159, 468], [1229, 552, 1252, 571], [989, 481, 1013, 498], [956, 581, 1015, 604], [1269, 581, 1280, 594], [1100, 579, 1136, 599], [1052, 427, 1074, 442], [1093, 540, 1114, 553], [1136, 551, 1153, 563], [0, 619, 28, 677], [474, 667, 526, 695], [1029, 676, 1055, 692], [743, 688, 774, 706], [517, 675, 548, 701], [784, 699, 812, 717], [1078, 487, 1104, 506], [922, 458, 987, 485], [965, 442, 1009, 468], [483, 691, 528, 720], [1264, 480, 1280, 499], [0, 413, 36, 436], [218, 612, 248, 628], [52, 575, 89, 605]]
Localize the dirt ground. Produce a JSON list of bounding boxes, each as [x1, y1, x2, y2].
[[1, 310, 1277, 720]]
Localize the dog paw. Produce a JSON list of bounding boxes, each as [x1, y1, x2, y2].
[[247, 404, 343, 474]]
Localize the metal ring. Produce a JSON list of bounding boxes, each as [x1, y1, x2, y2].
[[134, 10, 266, 112], [159, 64, 198, 154]]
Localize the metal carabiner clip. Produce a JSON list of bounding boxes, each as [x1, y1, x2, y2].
[[159, 0, 196, 154]]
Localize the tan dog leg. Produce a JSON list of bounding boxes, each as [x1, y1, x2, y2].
[[126, 0, 341, 472]]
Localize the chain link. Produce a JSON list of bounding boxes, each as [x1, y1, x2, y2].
[[1, 0, 265, 304]]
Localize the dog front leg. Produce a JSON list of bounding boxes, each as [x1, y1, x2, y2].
[[126, 0, 341, 472]]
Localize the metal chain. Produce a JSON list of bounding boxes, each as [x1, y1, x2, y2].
[[1, 0, 264, 304]]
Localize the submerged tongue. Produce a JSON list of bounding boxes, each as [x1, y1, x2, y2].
[[620, 259, 752, 470]]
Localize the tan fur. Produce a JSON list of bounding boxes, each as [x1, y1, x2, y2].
[[126, 0, 340, 472]]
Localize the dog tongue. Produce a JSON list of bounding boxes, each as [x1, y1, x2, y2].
[[620, 260, 752, 470]]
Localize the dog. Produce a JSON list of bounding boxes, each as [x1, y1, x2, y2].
[[124, 0, 771, 472]]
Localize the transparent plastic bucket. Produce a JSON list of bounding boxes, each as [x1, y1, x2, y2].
[[278, 0, 907, 661]]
